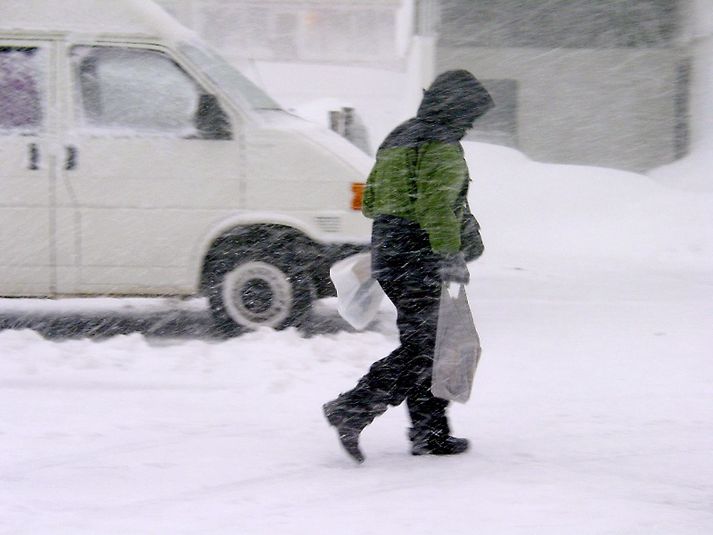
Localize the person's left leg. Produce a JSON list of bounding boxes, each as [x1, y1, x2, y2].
[[389, 277, 469, 456], [406, 381, 469, 456], [384, 275, 468, 456], [407, 383, 449, 437]]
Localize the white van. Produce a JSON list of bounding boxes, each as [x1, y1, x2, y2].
[[0, 0, 372, 332]]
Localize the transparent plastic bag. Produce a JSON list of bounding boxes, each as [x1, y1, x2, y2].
[[431, 283, 482, 403], [329, 253, 385, 330]]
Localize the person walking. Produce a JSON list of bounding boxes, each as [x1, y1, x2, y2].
[[323, 70, 494, 463]]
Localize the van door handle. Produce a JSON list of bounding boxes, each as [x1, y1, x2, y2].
[[65, 145, 78, 171], [28, 143, 39, 170]]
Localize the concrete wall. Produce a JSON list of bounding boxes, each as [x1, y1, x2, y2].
[[438, 46, 689, 172]]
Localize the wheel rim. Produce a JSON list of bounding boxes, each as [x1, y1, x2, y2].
[[221, 261, 293, 329]]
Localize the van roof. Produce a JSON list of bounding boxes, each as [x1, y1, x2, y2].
[[0, 0, 194, 42]]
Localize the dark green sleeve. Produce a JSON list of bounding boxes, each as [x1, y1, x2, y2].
[[361, 147, 417, 220], [413, 143, 467, 254], [361, 164, 377, 219]]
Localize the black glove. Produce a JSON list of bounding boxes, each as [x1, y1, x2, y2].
[[439, 252, 470, 284], [461, 213, 485, 262]]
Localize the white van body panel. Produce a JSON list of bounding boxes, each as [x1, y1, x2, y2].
[[0, 38, 55, 296], [1, 0, 373, 299]]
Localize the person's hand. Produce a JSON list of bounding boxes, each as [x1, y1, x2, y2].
[[439, 252, 470, 284]]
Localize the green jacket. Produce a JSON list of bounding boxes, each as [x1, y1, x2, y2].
[[362, 141, 469, 255]]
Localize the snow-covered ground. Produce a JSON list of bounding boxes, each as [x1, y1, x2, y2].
[[1, 138, 712, 534]]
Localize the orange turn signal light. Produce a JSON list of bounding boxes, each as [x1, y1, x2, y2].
[[351, 182, 366, 211]]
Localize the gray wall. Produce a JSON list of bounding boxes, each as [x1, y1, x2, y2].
[[438, 46, 689, 172], [434, 0, 691, 172]]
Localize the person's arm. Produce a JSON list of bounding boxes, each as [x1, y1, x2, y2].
[[413, 143, 467, 254], [361, 164, 378, 219]]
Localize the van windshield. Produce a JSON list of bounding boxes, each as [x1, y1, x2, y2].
[[179, 42, 281, 111]]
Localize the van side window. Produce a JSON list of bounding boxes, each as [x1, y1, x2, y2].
[[72, 46, 231, 139], [0, 47, 43, 134]]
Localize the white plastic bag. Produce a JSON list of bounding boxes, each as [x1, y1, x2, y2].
[[431, 283, 481, 403], [329, 253, 385, 330]]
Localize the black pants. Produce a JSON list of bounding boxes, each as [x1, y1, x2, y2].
[[348, 270, 450, 436]]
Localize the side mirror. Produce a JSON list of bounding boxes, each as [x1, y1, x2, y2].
[[195, 94, 232, 140]]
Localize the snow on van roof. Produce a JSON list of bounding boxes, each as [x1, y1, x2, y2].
[[0, 0, 195, 41]]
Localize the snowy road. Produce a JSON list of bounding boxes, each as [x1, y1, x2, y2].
[[1, 262, 712, 535]]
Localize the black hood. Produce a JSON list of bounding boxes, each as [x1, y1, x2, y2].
[[417, 70, 494, 138]]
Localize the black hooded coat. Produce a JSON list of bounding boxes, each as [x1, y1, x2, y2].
[[363, 69, 494, 283], [332, 71, 494, 440]]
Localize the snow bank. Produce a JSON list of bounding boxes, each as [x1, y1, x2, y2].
[[0, 326, 387, 389], [467, 143, 713, 272]]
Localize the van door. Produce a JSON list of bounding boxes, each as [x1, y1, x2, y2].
[[0, 42, 54, 295], [57, 44, 242, 295]]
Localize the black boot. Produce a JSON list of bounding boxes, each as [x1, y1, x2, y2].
[[409, 428, 469, 456], [323, 395, 386, 463], [406, 386, 466, 456]]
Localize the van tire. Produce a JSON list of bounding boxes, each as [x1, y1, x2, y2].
[[207, 246, 315, 335]]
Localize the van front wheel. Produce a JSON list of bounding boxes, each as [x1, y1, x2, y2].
[[208, 250, 314, 334]]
